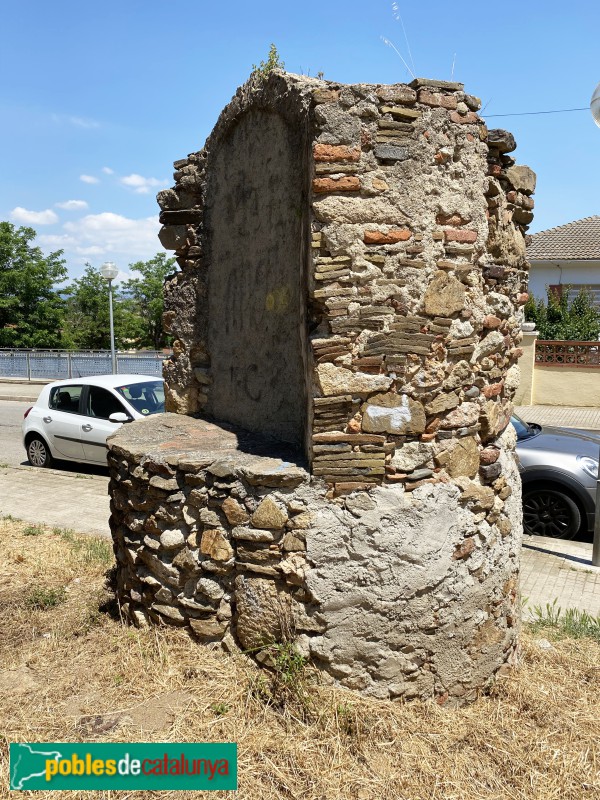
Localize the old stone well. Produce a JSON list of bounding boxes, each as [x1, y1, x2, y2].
[[107, 71, 535, 704]]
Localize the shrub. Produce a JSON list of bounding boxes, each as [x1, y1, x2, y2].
[[525, 285, 600, 340]]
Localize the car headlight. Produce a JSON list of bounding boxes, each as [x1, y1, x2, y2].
[[576, 455, 599, 479]]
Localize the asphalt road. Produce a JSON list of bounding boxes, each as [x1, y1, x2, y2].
[[0, 400, 33, 467]]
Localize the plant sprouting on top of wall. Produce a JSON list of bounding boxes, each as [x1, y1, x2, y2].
[[252, 44, 285, 81]]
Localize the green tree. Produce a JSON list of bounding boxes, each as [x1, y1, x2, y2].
[[62, 264, 140, 350], [524, 285, 600, 340], [0, 222, 67, 347], [121, 253, 176, 349]]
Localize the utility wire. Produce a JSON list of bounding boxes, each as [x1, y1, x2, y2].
[[482, 107, 588, 118]]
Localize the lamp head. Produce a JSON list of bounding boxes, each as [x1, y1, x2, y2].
[[100, 261, 119, 281], [591, 81, 600, 129]]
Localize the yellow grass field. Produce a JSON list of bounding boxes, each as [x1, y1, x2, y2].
[[0, 518, 598, 799]]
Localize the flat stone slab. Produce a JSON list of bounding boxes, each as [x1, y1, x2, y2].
[[108, 413, 308, 487], [409, 77, 464, 91]]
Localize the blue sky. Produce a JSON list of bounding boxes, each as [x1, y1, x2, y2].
[[1, 0, 599, 280]]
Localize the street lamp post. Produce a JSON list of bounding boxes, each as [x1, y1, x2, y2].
[[100, 261, 119, 374], [592, 83, 600, 565]]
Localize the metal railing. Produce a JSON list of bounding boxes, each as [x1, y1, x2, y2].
[[0, 349, 169, 380], [535, 340, 600, 368]]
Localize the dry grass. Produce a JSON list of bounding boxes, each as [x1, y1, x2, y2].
[[0, 516, 599, 799]]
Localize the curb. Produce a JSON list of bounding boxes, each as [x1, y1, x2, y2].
[[0, 395, 37, 402], [0, 462, 108, 482], [0, 378, 51, 385]]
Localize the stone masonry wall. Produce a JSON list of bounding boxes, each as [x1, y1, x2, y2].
[[158, 72, 534, 494], [109, 413, 522, 703], [108, 71, 534, 705]]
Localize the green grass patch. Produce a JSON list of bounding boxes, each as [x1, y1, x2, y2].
[[23, 524, 45, 536], [247, 639, 313, 713], [53, 527, 113, 566], [529, 599, 600, 643], [26, 586, 67, 610]]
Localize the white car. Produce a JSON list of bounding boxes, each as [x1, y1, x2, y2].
[[22, 374, 164, 468]]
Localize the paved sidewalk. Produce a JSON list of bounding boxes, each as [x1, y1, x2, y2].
[[515, 404, 600, 431], [0, 464, 110, 538], [521, 534, 600, 618], [0, 379, 48, 403]]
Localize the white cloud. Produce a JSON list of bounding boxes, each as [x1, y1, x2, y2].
[[62, 212, 161, 261], [51, 113, 100, 129], [55, 199, 89, 211], [77, 245, 106, 256], [38, 233, 79, 249], [10, 206, 59, 225], [114, 269, 133, 284], [120, 173, 167, 194], [37, 212, 163, 273], [102, 166, 114, 175], [80, 174, 99, 184], [69, 116, 100, 129]]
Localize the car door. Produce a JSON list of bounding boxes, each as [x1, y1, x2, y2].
[[80, 385, 131, 463], [44, 384, 86, 460]]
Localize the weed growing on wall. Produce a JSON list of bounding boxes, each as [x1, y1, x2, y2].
[[252, 44, 285, 80]]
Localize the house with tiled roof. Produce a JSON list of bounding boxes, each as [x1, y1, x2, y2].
[[526, 216, 600, 306]]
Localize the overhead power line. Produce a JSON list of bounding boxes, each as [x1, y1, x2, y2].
[[482, 107, 588, 118]]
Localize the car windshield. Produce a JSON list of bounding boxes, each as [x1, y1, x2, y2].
[[115, 380, 165, 416], [511, 414, 536, 441]]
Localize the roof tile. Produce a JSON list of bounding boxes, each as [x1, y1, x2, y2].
[[526, 216, 600, 260]]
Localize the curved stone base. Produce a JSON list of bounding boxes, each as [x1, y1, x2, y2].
[[108, 414, 522, 705]]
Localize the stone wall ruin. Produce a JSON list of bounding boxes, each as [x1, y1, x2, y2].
[[108, 71, 534, 704]]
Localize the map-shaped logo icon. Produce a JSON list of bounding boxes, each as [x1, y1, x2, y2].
[[10, 743, 63, 790]]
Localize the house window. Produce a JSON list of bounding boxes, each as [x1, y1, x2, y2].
[[549, 284, 600, 309], [548, 284, 563, 300]]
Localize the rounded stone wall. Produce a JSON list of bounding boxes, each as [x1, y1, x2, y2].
[[109, 414, 522, 704]]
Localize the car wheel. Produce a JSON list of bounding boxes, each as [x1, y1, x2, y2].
[[27, 436, 53, 468], [522, 489, 581, 539]]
